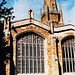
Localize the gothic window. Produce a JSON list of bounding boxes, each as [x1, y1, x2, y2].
[[52, 4, 55, 10], [61, 37, 75, 73], [17, 33, 44, 74]]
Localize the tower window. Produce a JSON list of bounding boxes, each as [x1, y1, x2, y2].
[[17, 33, 44, 74], [52, 4, 55, 10]]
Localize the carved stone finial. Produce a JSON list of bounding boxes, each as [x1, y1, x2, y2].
[[69, 20, 71, 24], [28, 7, 34, 18]]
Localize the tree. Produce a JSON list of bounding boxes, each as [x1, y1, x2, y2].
[[0, 20, 7, 75], [0, 0, 14, 75], [0, 0, 14, 19]]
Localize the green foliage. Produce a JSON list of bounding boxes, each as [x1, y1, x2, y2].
[[0, 22, 6, 46], [0, 0, 15, 19], [0, 20, 7, 75]]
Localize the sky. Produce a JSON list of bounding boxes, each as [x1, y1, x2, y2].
[[1, 0, 75, 25]]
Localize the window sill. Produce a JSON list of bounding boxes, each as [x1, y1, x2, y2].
[[63, 72, 75, 75], [17, 73, 45, 75]]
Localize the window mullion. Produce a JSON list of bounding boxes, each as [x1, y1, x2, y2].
[[36, 36, 38, 73], [32, 34, 34, 73], [73, 41, 75, 72], [21, 38, 22, 73], [71, 59, 73, 72], [71, 39, 73, 72], [28, 36, 30, 73], [29, 43, 30, 73], [25, 43, 26, 73], [69, 40, 71, 72], [40, 40, 42, 73], [67, 41, 69, 59], [72, 39, 73, 72], [69, 59, 70, 72], [64, 42, 67, 72], [67, 41, 70, 72], [70, 40, 72, 58]]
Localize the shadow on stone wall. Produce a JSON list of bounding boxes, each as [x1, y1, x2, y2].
[[56, 39, 62, 75], [0, 47, 7, 75], [0, 23, 9, 75], [0, 33, 15, 75], [10, 33, 15, 75]]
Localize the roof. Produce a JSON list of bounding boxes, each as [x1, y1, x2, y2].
[[54, 24, 75, 33], [11, 18, 50, 31], [11, 18, 75, 33]]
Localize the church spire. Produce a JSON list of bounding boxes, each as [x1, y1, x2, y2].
[[41, 0, 64, 27], [43, 0, 46, 5], [43, 0, 58, 11], [40, 9, 42, 22], [59, 4, 63, 24], [43, 0, 47, 13]]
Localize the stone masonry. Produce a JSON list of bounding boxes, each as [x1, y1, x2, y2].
[[4, 0, 75, 75]]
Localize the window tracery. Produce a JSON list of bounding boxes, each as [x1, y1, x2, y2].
[[61, 37, 75, 73], [17, 33, 44, 74]]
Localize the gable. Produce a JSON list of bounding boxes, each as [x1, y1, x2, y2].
[[11, 18, 50, 31]]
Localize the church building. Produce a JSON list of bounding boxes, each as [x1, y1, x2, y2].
[[4, 0, 75, 75]]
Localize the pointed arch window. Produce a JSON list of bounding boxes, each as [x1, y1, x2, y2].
[[17, 33, 44, 74], [61, 36, 75, 73]]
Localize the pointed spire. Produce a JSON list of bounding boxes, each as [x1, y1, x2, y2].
[[43, 0, 47, 13], [46, 5, 49, 21], [59, 4, 63, 23], [42, 0, 61, 26], [59, 4, 62, 11], [40, 9, 42, 22], [44, 0, 58, 11], [43, 0, 46, 5]]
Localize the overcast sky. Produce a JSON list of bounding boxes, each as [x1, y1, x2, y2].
[[2, 0, 75, 25]]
